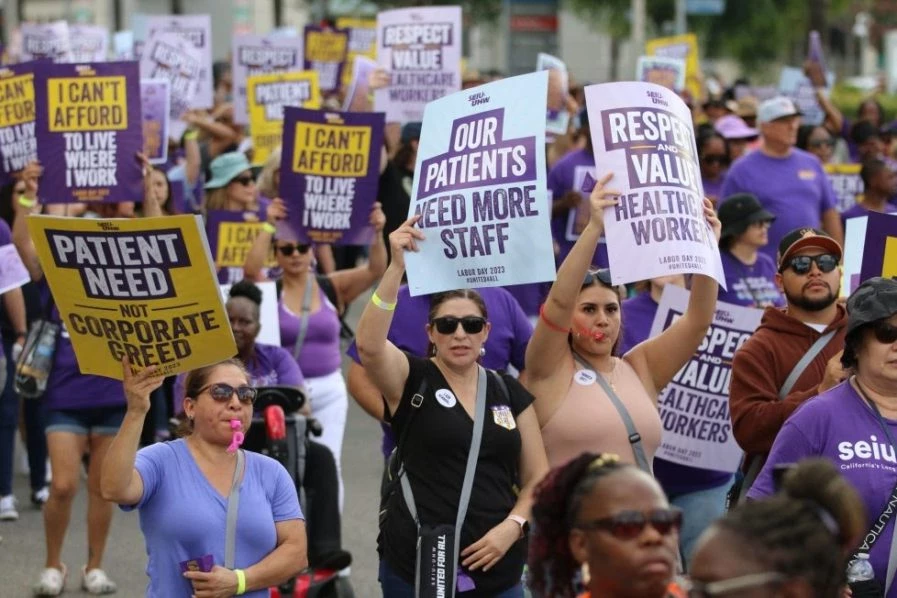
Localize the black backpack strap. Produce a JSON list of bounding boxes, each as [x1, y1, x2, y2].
[[393, 376, 427, 469], [490, 370, 510, 403]]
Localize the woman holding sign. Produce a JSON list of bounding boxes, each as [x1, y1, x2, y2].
[[526, 173, 720, 472], [355, 218, 549, 598]]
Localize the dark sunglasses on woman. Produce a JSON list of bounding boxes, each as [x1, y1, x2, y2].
[[781, 253, 838, 275], [198, 383, 258, 404], [431, 316, 487, 335], [872, 321, 897, 344], [276, 243, 312, 256], [701, 154, 727, 166], [575, 507, 683, 540], [231, 175, 255, 187], [809, 138, 835, 148]]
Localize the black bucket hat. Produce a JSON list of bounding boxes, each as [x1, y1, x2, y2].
[[718, 193, 776, 242]]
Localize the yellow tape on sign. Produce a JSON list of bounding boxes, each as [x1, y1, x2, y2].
[[0, 72, 35, 128], [48, 76, 129, 132], [884, 236, 897, 279], [291, 121, 371, 177]]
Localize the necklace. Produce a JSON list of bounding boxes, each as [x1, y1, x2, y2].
[[599, 357, 619, 392]]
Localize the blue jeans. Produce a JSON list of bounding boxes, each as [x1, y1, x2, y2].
[[379, 560, 524, 598], [0, 336, 48, 495], [669, 474, 734, 570]]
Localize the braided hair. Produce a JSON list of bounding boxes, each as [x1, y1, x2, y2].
[[528, 452, 629, 598], [714, 459, 866, 598]]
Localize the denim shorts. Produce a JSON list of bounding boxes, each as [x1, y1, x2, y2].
[[45, 405, 127, 436]]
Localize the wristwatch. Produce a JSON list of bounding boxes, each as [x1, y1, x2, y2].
[[506, 514, 529, 539]]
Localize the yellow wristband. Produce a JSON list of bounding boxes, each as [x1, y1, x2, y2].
[[234, 569, 246, 595], [18, 196, 36, 208], [183, 130, 199, 141], [371, 291, 396, 311], [262, 222, 276, 234]]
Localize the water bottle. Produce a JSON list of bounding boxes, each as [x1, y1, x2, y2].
[[15, 320, 60, 399], [847, 553, 882, 598]]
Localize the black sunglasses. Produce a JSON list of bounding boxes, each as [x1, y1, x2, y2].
[[198, 382, 258, 404], [702, 154, 727, 165], [431, 316, 487, 335], [781, 253, 839, 275], [575, 507, 683, 540], [872, 321, 897, 344], [583, 269, 613, 287], [809, 138, 835, 148], [230, 175, 255, 187], [276, 243, 311, 256]]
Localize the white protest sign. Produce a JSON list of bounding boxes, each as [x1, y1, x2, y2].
[[68, 25, 110, 63], [842, 215, 868, 297], [0, 244, 30, 295], [585, 81, 725, 287], [375, 5, 462, 124], [231, 35, 304, 125], [20, 21, 72, 62], [778, 66, 834, 127], [405, 71, 555, 296], [636, 55, 686, 92], [651, 285, 761, 471], [146, 15, 213, 109], [219, 281, 281, 346], [139, 32, 203, 140], [537, 53, 570, 135]]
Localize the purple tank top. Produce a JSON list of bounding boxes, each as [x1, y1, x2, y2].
[[278, 288, 341, 378]]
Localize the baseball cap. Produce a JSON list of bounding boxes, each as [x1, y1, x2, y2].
[[776, 227, 842, 271], [714, 115, 759, 140], [736, 97, 758, 119], [718, 193, 775, 242], [846, 277, 897, 335], [757, 96, 802, 124]]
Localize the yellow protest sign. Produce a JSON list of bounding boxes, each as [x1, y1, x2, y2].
[[336, 17, 377, 89], [206, 211, 277, 271], [291, 119, 371, 177], [247, 70, 321, 166], [0, 69, 35, 129], [646, 34, 701, 99], [48, 76, 129, 132], [27, 214, 237, 379]]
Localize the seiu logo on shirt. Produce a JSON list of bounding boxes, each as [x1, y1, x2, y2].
[[838, 435, 897, 469], [798, 169, 817, 181]]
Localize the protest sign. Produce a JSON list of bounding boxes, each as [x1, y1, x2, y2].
[[20, 21, 72, 63], [68, 25, 109, 63], [342, 55, 377, 112], [279, 107, 384, 245], [247, 70, 321, 166], [206, 209, 276, 284], [34, 61, 144, 204], [859, 211, 897, 282], [139, 32, 202, 138], [146, 15, 213, 108], [565, 165, 598, 241], [27, 214, 236, 379], [824, 163, 863, 212], [651, 285, 761, 471], [636, 56, 686, 92], [375, 5, 462, 124], [537, 53, 570, 136], [778, 66, 834, 127], [403, 72, 555, 295], [0, 63, 38, 182], [219, 281, 281, 345], [645, 34, 700, 98], [842, 216, 867, 297], [141, 79, 170, 165], [113, 31, 135, 60], [231, 35, 304, 125], [584, 81, 725, 287], [336, 17, 377, 89], [0, 243, 30, 295], [303, 26, 349, 96]]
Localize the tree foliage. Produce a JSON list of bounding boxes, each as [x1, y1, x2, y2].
[[358, 0, 503, 22]]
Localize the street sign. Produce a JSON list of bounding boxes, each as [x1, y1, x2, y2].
[[687, 0, 725, 15]]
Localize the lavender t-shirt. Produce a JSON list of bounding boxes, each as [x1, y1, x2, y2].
[[721, 148, 837, 263], [279, 288, 342, 378], [749, 382, 897, 592], [125, 440, 303, 598], [718, 250, 784, 308], [547, 148, 608, 268]]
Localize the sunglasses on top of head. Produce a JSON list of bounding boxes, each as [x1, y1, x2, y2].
[[781, 253, 839, 275], [430, 316, 487, 335], [276, 243, 312, 256], [575, 507, 683, 540], [583, 269, 613, 287], [197, 382, 257, 405]]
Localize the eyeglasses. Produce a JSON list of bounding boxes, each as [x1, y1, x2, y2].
[[583, 269, 613, 287], [872, 321, 897, 344], [230, 175, 256, 187], [685, 572, 787, 598], [430, 316, 487, 335], [781, 253, 839, 275], [702, 154, 727, 165], [575, 507, 683, 540], [809, 138, 835, 148], [197, 383, 258, 404], [276, 243, 311, 256]]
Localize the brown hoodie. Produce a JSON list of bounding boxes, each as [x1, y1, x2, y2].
[[730, 304, 847, 457]]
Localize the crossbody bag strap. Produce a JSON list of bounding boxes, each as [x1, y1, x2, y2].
[[291, 276, 316, 361], [573, 352, 651, 473], [224, 449, 245, 569]]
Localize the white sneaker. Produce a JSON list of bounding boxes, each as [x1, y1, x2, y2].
[[81, 566, 117, 595], [0, 495, 18, 521], [33, 564, 66, 597]]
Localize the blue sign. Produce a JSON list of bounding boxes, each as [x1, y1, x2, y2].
[[687, 0, 725, 15]]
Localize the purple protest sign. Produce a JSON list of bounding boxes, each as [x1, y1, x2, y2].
[[68, 25, 109, 63], [34, 61, 144, 204], [0, 63, 38, 184], [20, 21, 72, 63], [141, 79, 170, 165], [859, 211, 897, 282], [139, 32, 202, 137], [146, 15, 213, 109], [279, 108, 385, 245], [231, 35, 304, 125], [303, 26, 349, 96]]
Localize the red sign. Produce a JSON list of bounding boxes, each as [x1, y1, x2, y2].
[[510, 15, 558, 32]]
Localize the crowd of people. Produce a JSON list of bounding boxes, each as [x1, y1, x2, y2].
[[0, 24, 894, 598]]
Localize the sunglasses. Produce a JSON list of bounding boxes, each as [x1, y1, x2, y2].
[[685, 572, 787, 598], [575, 507, 683, 540], [583, 269, 613, 287], [781, 253, 839, 275], [230, 175, 255, 187], [701, 154, 727, 165], [198, 382, 258, 404], [872, 321, 897, 344], [809, 138, 835, 148], [430, 316, 487, 335], [276, 243, 311, 256]]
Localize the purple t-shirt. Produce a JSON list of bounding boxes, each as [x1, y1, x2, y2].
[[841, 203, 897, 227], [619, 292, 658, 355], [501, 282, 549, 319], [547, 148, 608, 268], [749, 382, 897, 592], [279, 287, 342, 378], [702, 175, 725, 205], [721, 148, 837, 263], [125, 439, 303, 598], [718, 250, 784, 308]]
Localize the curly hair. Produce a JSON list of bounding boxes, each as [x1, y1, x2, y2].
[[528, 452, 629, 598], [715, 459, 866, 598]]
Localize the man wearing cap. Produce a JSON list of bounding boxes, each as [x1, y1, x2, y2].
[[721, 96, 843, 263], [729, 227, 848, 499]]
